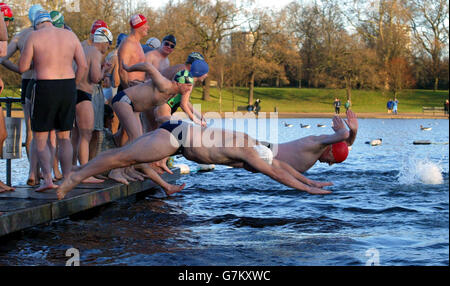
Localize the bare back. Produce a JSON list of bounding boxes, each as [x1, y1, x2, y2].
[[29, 26, 80, 80], [6, 27, 34, 78], [274, 136, 329, 172], [77, 45, 100, 94]]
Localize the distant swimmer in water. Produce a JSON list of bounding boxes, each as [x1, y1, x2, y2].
[[261, 110, 358, 173], [57, 120, 334, 199]]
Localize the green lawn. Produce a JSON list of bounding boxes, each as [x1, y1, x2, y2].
[[190, 87, 449, 113], [2, 85, 448, 113]]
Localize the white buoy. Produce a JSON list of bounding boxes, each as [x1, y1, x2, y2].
[[198, 164, 215, 172], [420, 125, 432, 131], [365, 139, 382, 146], [174, 164, 190, 174]]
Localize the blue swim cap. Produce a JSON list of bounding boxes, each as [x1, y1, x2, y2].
[[33, 10, 52, 29], [29, 4, 44, 23], [116, 33, 127, 48], [190, 60, 209, 77], [186, 52, 204, 65]]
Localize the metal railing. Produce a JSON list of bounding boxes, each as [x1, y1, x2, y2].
[[0, 97, 22, 186]]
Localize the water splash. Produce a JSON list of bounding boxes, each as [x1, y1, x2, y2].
[[397, 157, 444, 185]]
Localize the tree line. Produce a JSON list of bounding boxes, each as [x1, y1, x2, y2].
[[2, 0, 448, 104]]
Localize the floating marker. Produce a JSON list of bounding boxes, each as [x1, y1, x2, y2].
[[174, 164, 190, 174], [197, 164, 215, 172]]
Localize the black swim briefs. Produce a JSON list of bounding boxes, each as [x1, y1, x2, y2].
[[112, 90, 135, 111], [76, 89, 92, 104], [159, 120, 185, 155], [31, 79, 77, 132]]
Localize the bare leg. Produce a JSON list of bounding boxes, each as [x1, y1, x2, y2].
[[34, 131, 58, 192], [56, 131, 74, 178], [0, 180, 15, 193], [49, 130, 63, 181], [26, 138, 41, 186], [75, 100, 94, 166], [23, 100, 33, 159]]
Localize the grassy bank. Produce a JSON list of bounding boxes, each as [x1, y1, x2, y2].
[[190, 87, 449, 113], [2, 86, 449, 113]]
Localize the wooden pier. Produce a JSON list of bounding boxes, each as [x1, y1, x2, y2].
[[0, 169, 180, 237]]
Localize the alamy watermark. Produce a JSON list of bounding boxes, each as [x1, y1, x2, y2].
[[65, 247, 80, 266], [365, 248, 380, 266]]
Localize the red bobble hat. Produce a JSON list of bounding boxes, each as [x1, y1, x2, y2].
[[91, 19, 108, 34], [129, 14, 147, 29], [0, 3, 13, 20]]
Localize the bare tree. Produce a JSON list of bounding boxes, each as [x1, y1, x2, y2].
[[409, 0, 449, 91]]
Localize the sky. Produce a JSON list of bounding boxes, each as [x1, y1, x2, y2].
[[141, 0, 295, 11]]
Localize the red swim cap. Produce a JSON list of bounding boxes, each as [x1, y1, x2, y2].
[[0, 3, 13, 20], [130, 14, 147, 29], [91, 19, 108, 34], [331, 141, 349, 163]]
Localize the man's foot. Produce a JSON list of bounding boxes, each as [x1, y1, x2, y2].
[[26, 177, 40, 186], [56, 173, 80, 200], [35, 182, 59, 192], [164, 183, 186, 196], [81, 176, 105, 184], [108, 169, 130, 185], [0, 181, 15, 193], [125, 166, 145, 181]]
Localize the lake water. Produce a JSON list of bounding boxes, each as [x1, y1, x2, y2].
[[0, 117, 448, 266]]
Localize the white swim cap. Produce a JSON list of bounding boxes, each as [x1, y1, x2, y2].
[[93, 27, 113, 44], [145, 37, 161, 49], [253, 144, 273, 165]]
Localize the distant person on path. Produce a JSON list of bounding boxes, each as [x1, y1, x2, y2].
[[393, 98, 399, 115], [334, 98, 341, 114], [387, 99, 393, 113], [444, 99, 449, 115], [18, 10, 88, 192], [344, 99, 351, 112], [254, 99, 261, 115]]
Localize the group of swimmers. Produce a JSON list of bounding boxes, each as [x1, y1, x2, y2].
[[0, 4, 360, 199]]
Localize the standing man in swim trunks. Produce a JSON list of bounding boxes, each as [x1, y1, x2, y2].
[[0, 5, 14, 193], [57, 120, 334, 200], [142, 34, 177, 131], [0, 4, 45, 185], [118, 14, 148, 91], [72, 27, 112, 184], [19, 10, 88, 192]]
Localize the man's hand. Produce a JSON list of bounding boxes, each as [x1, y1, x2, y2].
[[306, 186, 332, 195], [309, 180, 333, 188], [331, 115, 346, 133], [344, 109, 358, 131]]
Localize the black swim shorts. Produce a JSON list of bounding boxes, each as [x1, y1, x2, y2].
[[159, 120, 185, 155], [31, 79, 77, 132]]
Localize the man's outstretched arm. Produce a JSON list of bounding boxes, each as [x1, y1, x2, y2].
[[242, 153, 332, 195], [272, 159, 333, 188], [122, 61, 175, 94]]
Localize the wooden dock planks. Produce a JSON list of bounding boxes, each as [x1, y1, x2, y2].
[[0, 168, 180, 236]]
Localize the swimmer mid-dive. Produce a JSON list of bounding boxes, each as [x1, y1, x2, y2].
[[57, 120, 335, 200]]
